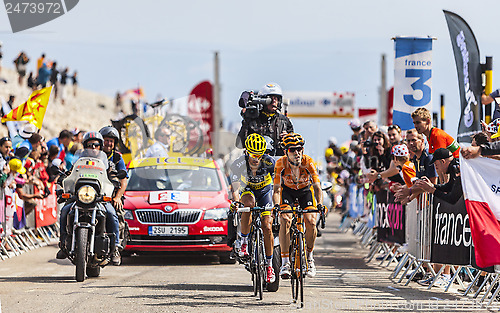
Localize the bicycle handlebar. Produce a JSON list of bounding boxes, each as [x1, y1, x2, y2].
[[237, 206, 273, 213]]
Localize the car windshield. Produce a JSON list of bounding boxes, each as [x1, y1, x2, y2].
[[126, 166, 222, 192]]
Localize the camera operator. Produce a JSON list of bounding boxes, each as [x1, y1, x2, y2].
[[236, 83, 294, 156]]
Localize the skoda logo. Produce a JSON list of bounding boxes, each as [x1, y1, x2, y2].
[[164, 205, 174, 212]]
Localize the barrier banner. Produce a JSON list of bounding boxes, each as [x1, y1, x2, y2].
[[35, 183, 58, 227], [393, 37, 433, 130], [376, 190, 405, 244], [430, 196, 471, 265], [443, 10, 482, 143], [348, 184, 364, 218]]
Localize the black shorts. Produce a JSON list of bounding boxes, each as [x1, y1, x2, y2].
[[280, 185, 316, 209]]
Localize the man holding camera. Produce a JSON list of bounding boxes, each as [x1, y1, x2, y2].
[[236, 83, 294, 156]]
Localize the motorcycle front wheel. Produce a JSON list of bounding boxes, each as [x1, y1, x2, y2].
[[76, 228, 89, 282]]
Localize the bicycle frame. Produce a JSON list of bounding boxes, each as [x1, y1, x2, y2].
[[237, 206, 273, 300], [281, 205, 323, 308]]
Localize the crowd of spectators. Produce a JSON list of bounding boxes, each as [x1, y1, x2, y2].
[[0, 123, 85, 235], [322, 105, 500, 289], [11, 51, 78, 100]]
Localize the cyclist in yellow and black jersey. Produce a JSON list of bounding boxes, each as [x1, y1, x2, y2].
[[229, 133, 276, 284]]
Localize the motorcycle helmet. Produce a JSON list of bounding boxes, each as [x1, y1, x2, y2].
[[282, 133, 305, 149], [99, 126, 120, 142], [245, 133, 267, 156], [82, 131, 104, 148]]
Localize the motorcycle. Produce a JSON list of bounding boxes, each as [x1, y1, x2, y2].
[[56, 148, 126, 282]]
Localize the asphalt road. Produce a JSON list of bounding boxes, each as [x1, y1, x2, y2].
[[0, 212, 492, 312]]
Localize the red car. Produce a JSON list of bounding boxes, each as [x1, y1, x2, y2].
[[122, 156, 234, 263]]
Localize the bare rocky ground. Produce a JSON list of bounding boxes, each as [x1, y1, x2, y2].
[[0, 67, 117, 140]]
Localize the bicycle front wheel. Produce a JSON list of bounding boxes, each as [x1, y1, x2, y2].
[[255, 229, 265, 300], [289, 236, 298, 302], [297, 232, 305, 308]]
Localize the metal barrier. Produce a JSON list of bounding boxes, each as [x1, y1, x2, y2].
[[343, 189, 500, 309], [0, 184, 60, 260]]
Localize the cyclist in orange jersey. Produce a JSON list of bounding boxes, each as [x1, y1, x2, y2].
[[273, 133, 323, 278]]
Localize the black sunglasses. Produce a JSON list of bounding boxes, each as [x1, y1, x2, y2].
[[288, 146, 303, 153], [85, 142, 101, 149]]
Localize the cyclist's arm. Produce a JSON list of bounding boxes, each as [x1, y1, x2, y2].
[[231, 181, 241, 202], [312, 182, 322, 206], [272, 184, 281, 206]]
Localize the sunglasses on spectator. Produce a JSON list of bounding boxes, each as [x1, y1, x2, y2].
[[388, 125, 401, 132], [288, 146, 303, 153]]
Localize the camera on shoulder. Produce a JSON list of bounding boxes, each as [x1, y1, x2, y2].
[[238, 91, 271, 120]]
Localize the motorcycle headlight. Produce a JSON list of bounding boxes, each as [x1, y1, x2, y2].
[[203, 208, 228, 221], [78, 185, 96, 204], [124, 209, 134, 220]]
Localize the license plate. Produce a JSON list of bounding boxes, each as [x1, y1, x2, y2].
[[149, 226, 188, 236]]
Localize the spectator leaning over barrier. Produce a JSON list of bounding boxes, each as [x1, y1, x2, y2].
[[365, 131, 405, 187], [413, 148, 462, 205], [394, 129, 438, 203], [462, 125, 500, 159], [15, 133, 43, 162], [7, 158, 44, 210], [390, 144, 415, 188], [47, 130, 72, 162]]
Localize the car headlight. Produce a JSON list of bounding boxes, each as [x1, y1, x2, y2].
[[203, 208, 228, 221], [78, 185, 96, 204], [124, 209, 134, 220]]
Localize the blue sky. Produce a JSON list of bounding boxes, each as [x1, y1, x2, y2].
[[0, 0, 498, 161]]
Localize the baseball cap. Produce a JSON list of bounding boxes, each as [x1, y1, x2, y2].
[[348, 118, 361, 130], [9, 158, 26, 174], [430, 148, 453, 164]]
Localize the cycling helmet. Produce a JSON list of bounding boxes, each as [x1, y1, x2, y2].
[[245, 133, 267, 156], [82, 131, 104, 148], [99, 125, 120, 141], [282, 133, 305, 149], [258, 83, 283, 101]]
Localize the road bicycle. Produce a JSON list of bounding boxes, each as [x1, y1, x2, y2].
[[234, 202, 280, 300], [280, 204, 325, 308]]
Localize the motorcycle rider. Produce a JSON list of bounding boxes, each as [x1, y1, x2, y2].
[[56, 131, 121, 265], [236, 83, 294, 156], [273, 133, 324, 278], [229, 133, 276, 284], [99, 126, 129, 265]]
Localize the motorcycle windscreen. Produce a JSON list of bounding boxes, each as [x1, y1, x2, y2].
[[63, 149, 115, 197]]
